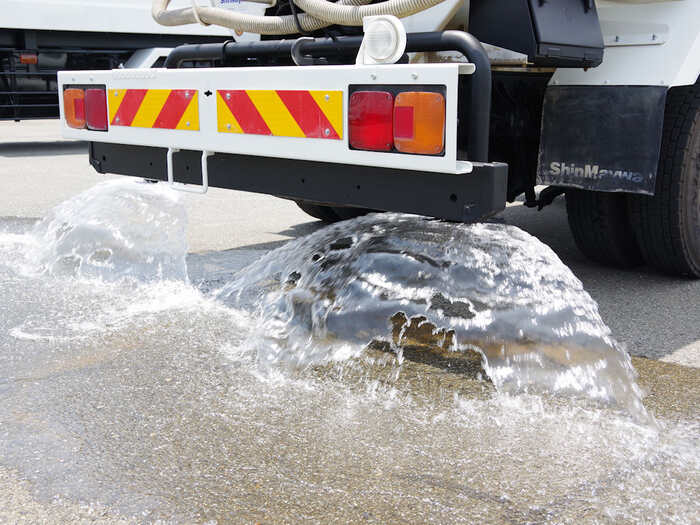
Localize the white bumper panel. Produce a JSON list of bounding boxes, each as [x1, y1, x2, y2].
[[58, 63, 472, 175]]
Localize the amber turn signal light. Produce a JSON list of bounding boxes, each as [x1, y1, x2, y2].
[[19, 53, 38, 65], [393, 92, 445, 155], [63, 88, 86, 129]]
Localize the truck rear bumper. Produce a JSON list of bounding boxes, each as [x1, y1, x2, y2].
[[90, 142, 507, 222]]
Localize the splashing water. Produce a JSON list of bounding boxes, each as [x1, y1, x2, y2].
[[1, 180, 697, 523], [27, 179, 187, 282], [2, 180, 193, 343], [217, 213, 646, 418], [0, 181, 647, 417]]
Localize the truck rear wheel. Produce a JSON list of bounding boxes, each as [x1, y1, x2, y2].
[[331, 206, 373, 221], [627, 83, 700, 278], [565, 189, 644, 268], [295, 201, 341, 223], [295, 201, 373, 223]]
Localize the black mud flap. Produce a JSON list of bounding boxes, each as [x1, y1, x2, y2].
[[537, 86, 666, 195]]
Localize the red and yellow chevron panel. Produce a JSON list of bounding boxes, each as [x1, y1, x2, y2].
[[217, 89, 342, 139], [108, 89, 199, 130]]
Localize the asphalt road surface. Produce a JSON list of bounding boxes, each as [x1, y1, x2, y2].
[[1, 121, 698, 524]]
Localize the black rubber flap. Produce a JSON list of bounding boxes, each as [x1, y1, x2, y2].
[[537, 85, 667, 195]]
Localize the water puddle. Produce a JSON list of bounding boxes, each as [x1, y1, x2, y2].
[[0, 180, 697, 523]]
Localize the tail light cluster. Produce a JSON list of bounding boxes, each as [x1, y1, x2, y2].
[[63, 86, 108, 131], [348, 87, 446, 155]]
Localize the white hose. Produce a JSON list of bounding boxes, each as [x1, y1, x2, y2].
[[153, 0, 446, 35], [152, 0, 372, 35], [293, 0, 445, 26]]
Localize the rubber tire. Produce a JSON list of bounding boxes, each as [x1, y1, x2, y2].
[[627, 83, 700, 278], [295, 201, 342, 223], [566, 189, 644, 268], [330, 206, 373, 221], [295, 201, 375, 223]]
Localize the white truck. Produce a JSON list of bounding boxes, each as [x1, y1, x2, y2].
[[55, 0, 699, 277]]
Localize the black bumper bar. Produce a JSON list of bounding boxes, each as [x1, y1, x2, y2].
[[90, 142, 507, 223], [164, 31, 491, 163]]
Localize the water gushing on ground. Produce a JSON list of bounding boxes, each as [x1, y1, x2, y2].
[[0, 180, 697, 523], [28, 179, 188, 282], [218, 214, 646, 418]]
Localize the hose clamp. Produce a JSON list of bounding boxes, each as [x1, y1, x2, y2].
[[190, 0, 211, 26]]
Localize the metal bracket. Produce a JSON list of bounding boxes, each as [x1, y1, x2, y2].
[[291, 37, 315, 66], [167, 148, 212, 194]]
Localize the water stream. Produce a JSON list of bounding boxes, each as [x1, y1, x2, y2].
[[0, 180, 697, 523]]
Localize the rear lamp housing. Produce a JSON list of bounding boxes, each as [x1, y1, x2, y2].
[[349, 87, 446, 156], [63, 86, 108, 131]]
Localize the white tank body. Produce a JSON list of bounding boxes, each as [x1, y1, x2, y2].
[[2, 0, 232, 36]]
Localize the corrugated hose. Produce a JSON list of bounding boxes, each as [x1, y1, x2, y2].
[[152, 0, 446, 35]]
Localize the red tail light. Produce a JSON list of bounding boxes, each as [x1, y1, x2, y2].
[[63, 89, 86, 129], [85, 88, 108, 131], [348, 91, 394, 152]]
